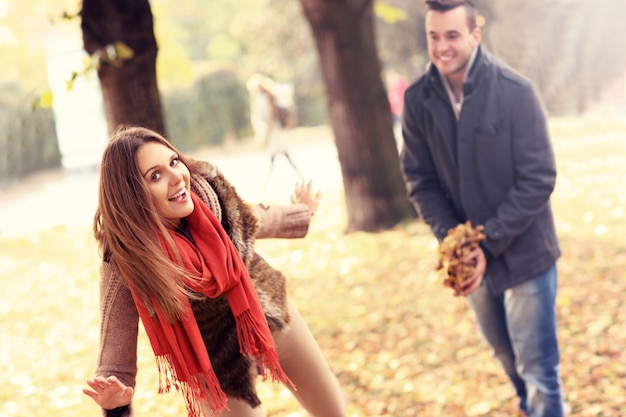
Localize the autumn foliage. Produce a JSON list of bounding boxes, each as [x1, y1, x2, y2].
[[436, 221, 486, 294], [0, 117, 624, 416]]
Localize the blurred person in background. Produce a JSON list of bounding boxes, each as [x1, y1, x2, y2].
[[246, 74, 303, 188], [386, 69, 409, 147], [82, 126, 346, 417], [400, 1, 565, 416]]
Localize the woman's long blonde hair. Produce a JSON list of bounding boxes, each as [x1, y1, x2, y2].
[[94, 126, 203, 322]]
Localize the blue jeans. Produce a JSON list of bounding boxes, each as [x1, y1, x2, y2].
[[467, 264, 564, 417]]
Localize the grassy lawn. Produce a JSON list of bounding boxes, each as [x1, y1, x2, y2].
[[0, 116, 624, 416]]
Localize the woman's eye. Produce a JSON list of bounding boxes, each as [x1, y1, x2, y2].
[[150, 171, 161, 181], [171, 157, 179, 167]]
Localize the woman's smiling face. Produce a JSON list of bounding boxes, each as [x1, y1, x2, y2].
[[136, 141, 194, 227]]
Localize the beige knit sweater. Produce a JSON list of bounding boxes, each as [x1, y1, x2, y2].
[[94, 163, 312, 416]]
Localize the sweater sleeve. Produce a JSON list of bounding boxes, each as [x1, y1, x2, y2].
[[253, 203, 312, 239], [96, 262, 140, 417], [102, 405, 132, 417]]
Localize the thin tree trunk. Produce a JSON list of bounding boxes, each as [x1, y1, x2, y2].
[[81, 0, 165, 135], [300, 0, 415, 233]]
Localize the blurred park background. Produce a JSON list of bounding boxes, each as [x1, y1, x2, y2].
[[0, 0, 625, 416], [0, 0, 624, 188]]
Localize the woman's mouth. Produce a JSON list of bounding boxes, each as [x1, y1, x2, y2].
[[168, 188, 187, 202]]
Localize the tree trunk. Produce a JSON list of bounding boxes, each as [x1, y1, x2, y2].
[[81, 0, 165, 136], [300, 0, 416, 233]]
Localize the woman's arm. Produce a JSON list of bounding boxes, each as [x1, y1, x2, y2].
[[83, 262, 140, 417], [254, 180, 321, 239], [253, 203, 312, 239]]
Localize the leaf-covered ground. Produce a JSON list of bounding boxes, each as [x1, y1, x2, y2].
[[0, 116, 624, 416]]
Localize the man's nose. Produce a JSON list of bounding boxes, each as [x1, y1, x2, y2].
[[436, 39, 448, 51]]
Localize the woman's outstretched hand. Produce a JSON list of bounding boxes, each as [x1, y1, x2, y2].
[[290, 179, 321, 216], [83, 375, 133, 410]]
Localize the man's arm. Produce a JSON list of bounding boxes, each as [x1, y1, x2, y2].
[[400, 95, 461, 241]]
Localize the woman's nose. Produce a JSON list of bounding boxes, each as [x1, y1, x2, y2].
[[168, 169, 184, 185]]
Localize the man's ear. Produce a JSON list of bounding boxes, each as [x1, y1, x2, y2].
[[472, 27, 482, 45]]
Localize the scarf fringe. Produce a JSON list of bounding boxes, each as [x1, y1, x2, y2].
[[235, 310, 295, 390], [155, 354, 175, 394], [155, 354, 229, 416]]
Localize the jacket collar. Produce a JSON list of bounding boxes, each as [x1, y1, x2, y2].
[[462, 45, 485, 98]]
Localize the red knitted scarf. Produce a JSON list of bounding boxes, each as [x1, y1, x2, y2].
[[132, 191, 291, 416]]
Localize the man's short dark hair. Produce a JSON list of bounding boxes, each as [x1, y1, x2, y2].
[[425, 0, 478, 30]]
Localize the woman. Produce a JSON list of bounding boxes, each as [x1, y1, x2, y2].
[[82, 126, 346, 417]]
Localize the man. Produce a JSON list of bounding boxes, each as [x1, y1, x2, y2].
[[399, 1, 565, 416]]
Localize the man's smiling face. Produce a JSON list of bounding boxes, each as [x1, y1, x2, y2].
[[426, 6, 481, 85]]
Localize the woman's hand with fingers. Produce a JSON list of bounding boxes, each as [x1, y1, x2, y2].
[[83, 375, 133, 410], [290, 179, 321, 216]]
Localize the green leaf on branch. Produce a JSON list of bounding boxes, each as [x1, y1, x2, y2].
[[375, 2, 408, 24], [92, 42, 135, 68]]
